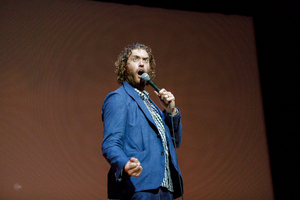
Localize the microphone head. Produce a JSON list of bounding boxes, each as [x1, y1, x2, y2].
[[141, 73, 151, 82]]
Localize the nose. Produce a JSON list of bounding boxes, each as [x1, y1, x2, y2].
[[139, 59, 144, 66]]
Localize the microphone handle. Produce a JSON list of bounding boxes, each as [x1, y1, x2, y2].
[[148, 80, 160, 92]]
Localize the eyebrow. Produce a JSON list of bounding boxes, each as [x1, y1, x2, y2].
[[131, 53, 148, 57], [131, 55, 149, 59]]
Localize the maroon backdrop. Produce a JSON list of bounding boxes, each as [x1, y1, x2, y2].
[[0, 0, 273, 199]]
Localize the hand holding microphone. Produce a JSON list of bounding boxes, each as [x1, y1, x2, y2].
[[141, 73, 176, 115]]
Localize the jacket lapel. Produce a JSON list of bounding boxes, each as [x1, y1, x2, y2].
[[123, 82, 157, 128]]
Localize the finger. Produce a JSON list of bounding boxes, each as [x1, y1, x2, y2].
[[124, 161, 137, 173], [128, 165, 141, 176], [165, 94, 172, 99], [166, 95, 175, 102], [131, 158, 141, 166], [131, 166, 143, 177], [158, 89, 167, 96], [126, 158, 140, 170], [129, 162, 139, 169], [163, 91, 172, 98], [127, 166, 136, 175], [161, 92, 169, 100], [159, 88, 166, 94], [134, 166, 143, 177], [164, 94, 173, 102]]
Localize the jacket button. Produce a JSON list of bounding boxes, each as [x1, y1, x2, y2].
[[161, 151, 164, 155]]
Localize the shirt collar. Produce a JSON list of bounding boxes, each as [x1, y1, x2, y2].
[[134, 88, 149, 101]]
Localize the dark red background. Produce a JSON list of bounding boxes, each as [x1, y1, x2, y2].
[[1, 0, 288, 199]]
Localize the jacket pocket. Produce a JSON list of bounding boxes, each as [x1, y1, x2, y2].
[[124, 125, 145, 152]]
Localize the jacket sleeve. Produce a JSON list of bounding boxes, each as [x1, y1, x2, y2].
[[163, 108, 183, 148], [101, 92, 129, 180]]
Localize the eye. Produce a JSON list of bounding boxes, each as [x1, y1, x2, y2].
[[143, 59, 149, 63]]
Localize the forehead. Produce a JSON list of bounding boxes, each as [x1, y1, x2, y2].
[[130, 49, 149, 57]]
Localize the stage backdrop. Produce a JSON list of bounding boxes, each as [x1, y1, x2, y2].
[[0, 0, 273, 199]]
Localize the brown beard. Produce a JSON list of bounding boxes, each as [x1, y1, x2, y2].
[[125, 69, 149, 89]]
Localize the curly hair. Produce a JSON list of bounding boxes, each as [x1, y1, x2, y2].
[[115, 43, 156, 84]]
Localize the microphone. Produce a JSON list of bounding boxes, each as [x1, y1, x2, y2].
[[141, 73, 160, 92]]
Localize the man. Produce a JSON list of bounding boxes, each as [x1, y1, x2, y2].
[[101, 43, 183, 199]]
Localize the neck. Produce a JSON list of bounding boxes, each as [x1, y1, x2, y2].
[[136, 85, 145, 91]]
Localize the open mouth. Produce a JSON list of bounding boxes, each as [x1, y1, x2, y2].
[[138, 70, 144, 76]]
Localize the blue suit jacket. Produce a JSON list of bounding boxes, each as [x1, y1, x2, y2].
[[101, 82, 183, 198]]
